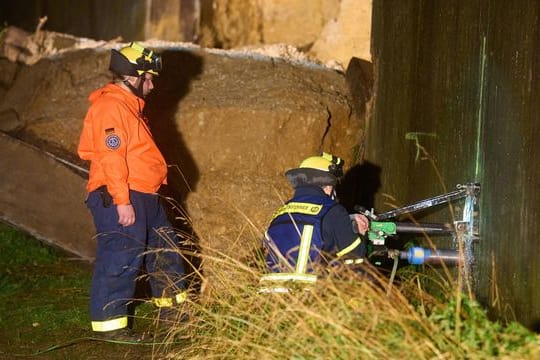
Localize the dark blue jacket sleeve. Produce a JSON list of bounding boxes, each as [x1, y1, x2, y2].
[[321, 204, 367, 258]]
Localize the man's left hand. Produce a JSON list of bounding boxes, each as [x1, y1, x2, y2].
[[117, 204, 135, 226]]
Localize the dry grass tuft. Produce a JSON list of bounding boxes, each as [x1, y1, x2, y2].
[[153, 240, 540, 360]]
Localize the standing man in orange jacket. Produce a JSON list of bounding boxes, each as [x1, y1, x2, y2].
[[78, 43, 186, 341]]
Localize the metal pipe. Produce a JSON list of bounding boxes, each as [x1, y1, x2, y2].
[[395, 222, 454, 235], [375, 183, 480, 221], [400, 247, 461, 266], [376, 189, 468, 220]]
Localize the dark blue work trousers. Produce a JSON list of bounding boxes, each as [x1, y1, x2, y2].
[[86, 189, 185, 322]]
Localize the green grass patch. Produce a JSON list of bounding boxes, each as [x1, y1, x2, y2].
[[0, 222, 170, 359], [0, 222, 92, 352]]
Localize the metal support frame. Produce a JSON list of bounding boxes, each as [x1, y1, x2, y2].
[[361, 183, 480, 270]]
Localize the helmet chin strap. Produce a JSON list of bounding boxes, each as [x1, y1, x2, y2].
[[123, 75, 146, 98]]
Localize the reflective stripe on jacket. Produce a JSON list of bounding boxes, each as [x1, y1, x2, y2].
[[78, 83, 167, 204]]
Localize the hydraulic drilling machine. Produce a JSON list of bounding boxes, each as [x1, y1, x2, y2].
[[356, 183, 480, 276]]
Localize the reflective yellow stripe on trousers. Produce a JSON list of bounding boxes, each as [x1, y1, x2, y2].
[[152, 291, 188, 308], [91, 316, 128, 332]]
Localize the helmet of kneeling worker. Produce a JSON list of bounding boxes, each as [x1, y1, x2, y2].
[[109, 42, 162, 77], [285, 152, 344, 188]]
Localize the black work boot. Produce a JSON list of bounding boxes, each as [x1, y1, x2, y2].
[[93, 328, 144, 342]]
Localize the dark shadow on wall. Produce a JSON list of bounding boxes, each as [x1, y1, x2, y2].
[[337, 160, 382, 214], [144, 49, 204, 295]]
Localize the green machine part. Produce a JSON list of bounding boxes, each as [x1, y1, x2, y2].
[[368, 221, 397, 245]]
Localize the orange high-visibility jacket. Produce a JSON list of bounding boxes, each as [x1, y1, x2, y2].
[[78, 83, 167, 205]]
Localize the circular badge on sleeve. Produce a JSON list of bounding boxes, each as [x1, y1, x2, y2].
[[105, 134, 121, 150]]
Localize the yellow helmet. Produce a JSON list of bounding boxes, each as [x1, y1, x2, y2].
[[109, 42, 162, 76], [285, 152, 344, 188]]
